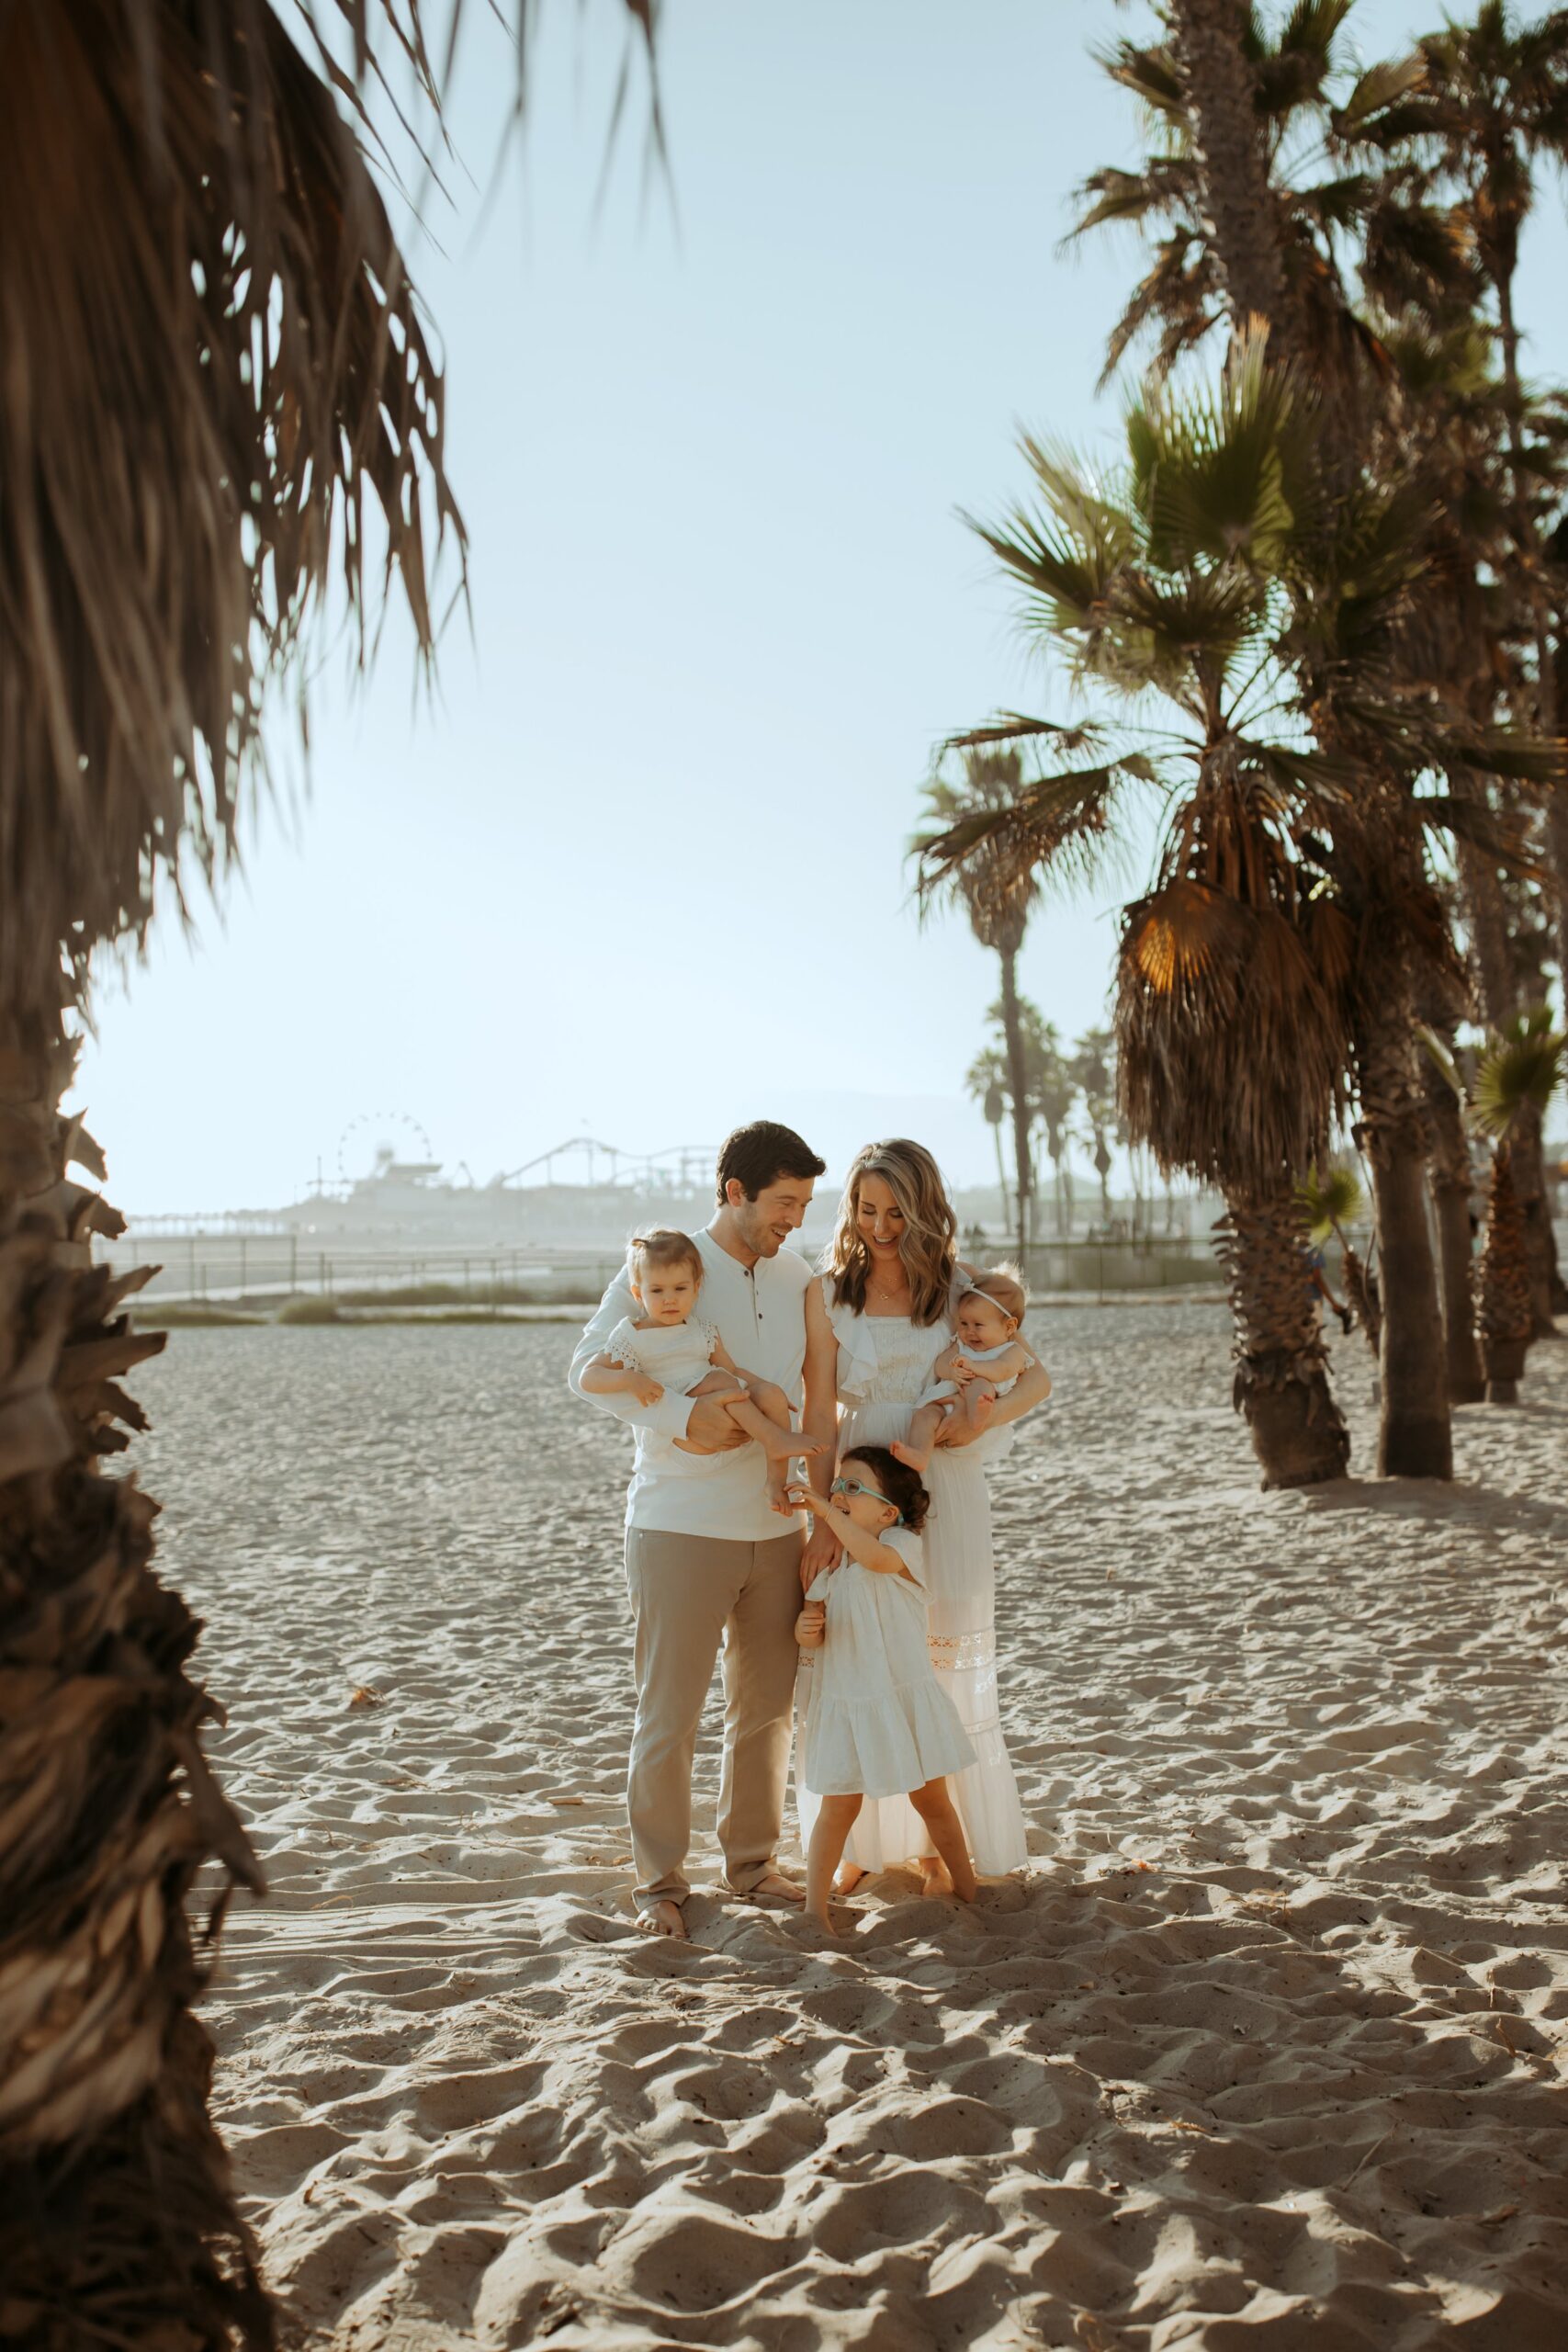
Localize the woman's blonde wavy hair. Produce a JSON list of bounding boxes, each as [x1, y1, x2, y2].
[[824, 1138, 957, 1328]]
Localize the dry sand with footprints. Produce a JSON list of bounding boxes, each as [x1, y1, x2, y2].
[[143, 1306, 1568, 2349]]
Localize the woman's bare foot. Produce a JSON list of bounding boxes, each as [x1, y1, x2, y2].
[[735, 1869, 805, 1909], [919, 1857, 953, 1898], [802, 1903, 846, 1939], [835, 1862, 866, 1896], [891, 1440, 931, 1475], [637, 1897, 689, 1939]]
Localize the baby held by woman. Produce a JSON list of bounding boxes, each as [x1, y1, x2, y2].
[[579, 1228, 823, 1506], [892, 1263, 1031, 1475]]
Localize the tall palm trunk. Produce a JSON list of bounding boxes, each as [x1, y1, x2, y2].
[[1167, 0, 1293, 347], [0, 1007, 267, 2344], [1477, 1145, 1534, 1404], [997, 945, 1033, 1256], [1457, 840, 1556, 1335], [1510, 1104, 1558, 1339], [1213, 1183, 1350, 1488], [1418, 1025, 1484, 1405], [1353, 954, 1453, 1477], [1494, 260, 1564, 1331], [989, 1116, 1010, 1234]]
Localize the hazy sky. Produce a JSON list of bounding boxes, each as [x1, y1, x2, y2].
[[77, 1, 1568, 1212]]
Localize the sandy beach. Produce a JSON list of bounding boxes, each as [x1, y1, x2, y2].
[[141, 1309, 1568, 2350]]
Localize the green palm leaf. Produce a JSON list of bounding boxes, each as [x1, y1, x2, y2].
[[1297, 1160, 1365, 1237], [1471, 1015, 1567, 1137]]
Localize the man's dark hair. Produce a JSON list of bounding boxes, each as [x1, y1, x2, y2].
[[716, 1120, 826, 1205]]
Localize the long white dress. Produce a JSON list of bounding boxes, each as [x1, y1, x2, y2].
[[795, 1280, 1031, 1876]]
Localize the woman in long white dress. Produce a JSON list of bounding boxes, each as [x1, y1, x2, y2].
[[795, 1137, 1052, 1889]]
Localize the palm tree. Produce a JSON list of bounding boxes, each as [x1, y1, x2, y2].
[[1369, 5, 1568, 1330], [1298, 1159, 1380, 1349], [1475, 1142, 1536, 1400], [965, 1046, 1012, 1230], [917, 749, 1043, 1253], [919, 345, 1355, 1487], [1084, 0, 1567, 1478], [1070, 1028, 1119, 1223], [1024, 1012, 1078, 1235], [1416, 1002, 1487, 1403], [0, 4, 651, 2339], [1469, 1008, 1568, 1398]]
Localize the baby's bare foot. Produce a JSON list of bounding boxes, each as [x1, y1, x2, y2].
[[891, 1440, 931, 1474], [760, 1428, 825, 1462]]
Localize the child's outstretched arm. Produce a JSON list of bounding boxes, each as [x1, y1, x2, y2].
[[788, 1487, 909, 1578], [580, 1350, 663, 1408]]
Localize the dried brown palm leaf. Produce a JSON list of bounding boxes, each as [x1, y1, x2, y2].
[[0, 0, 465, 1014]]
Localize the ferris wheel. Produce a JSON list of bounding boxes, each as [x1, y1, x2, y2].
[[335, 1112, 436, 1186]]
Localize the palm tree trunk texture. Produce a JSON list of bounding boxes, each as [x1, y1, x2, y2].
[[1457, 842, 1556, 1334], [1457, 840, 1516, 1033], [1477, 1146, 1535, 1404], [998, 948, 1034, 1255], [1213, 1185, 1350, 1489], [1353, 993, 1453, 1480], [0, 1010, 269, 2347], [1166, 0, 1292, 348], [1509, 1103, 1559, 1340], [991, 1119, 1010, 1234], [1418, 1043, 1484, 1405]]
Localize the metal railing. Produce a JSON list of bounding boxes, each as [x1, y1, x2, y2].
[[104, 1231, 1228, 1308]]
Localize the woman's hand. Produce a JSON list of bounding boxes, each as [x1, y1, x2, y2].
[[795, 1600, 826, 1649]]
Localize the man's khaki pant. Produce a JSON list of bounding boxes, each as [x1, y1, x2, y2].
[[624, 1525, 803, 1906]]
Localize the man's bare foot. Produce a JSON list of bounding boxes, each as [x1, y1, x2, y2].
[[835, 1863, 866, 1895], [919, 1857, 952, 1897], [891, 1440, 931, 1475], [734, 1869, 806, 1908], [636, 1897, 689, 1939]]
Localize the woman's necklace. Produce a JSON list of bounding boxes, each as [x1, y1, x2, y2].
[[866, 1267, 909, 1306]]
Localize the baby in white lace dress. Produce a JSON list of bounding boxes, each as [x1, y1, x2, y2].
[[892, 1264, 1032, 1475], [580, 1228, 823, 1507]]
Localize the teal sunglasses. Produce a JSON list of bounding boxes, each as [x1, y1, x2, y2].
[[831, 1474, 904, 1523]]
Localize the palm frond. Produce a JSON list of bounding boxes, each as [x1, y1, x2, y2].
[[1099, 39, 1188, 123], [1470, 1017, 1567, 1136], [0, 1, 467, 1011], [1335, 52, 1428, 135], [913, 761, 1136, 910], [1416, 1022, 1466, 1102], [1117, 883, 1350, 1187], [1297, 1159, 1365, 1234]]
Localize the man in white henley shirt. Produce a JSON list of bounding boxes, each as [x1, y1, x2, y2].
[[569, 1121, 838, 1939]]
